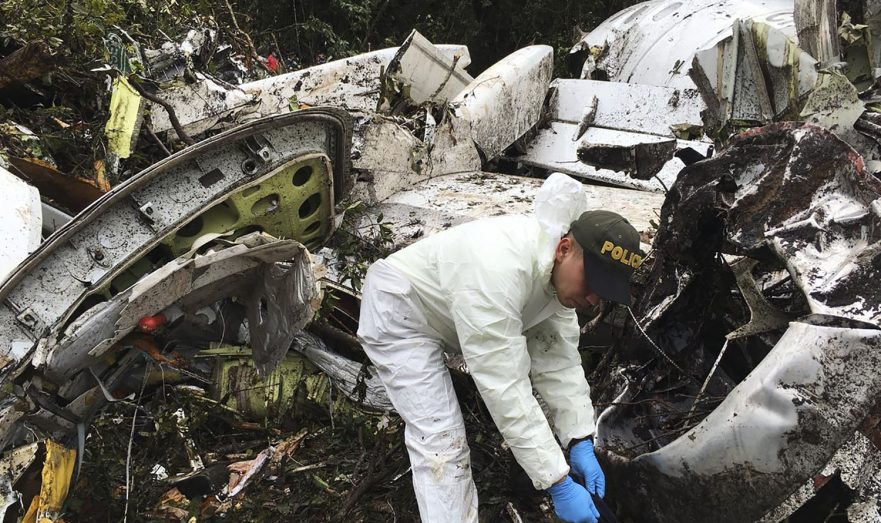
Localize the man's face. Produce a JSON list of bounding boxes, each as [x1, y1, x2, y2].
[[551, 236, 601, 310]]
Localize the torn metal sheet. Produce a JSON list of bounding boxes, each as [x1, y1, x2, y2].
[[0, 108, 350, 387], [290, 331, 392, 412], [42, 234, 313, 381], [633, 122, 881, 343], [22, 440, 75, 523], [801, 72, 879, 160], [451, 45, 553, 161], [507, 76, 710, 189], [0, 236, 318, 510], [729, 126, 881, 323], [571, 0, 796, 90], [510, 121, 711, 192], [225, 447, 272, 498], [244, 252, 318, 377], [576, 132, 676, 180], [794, 0, 840, 63], [144, 44, 470, 139], [205, 338, 390, 418], [244, 44, 470, 117], [350, 112, 481, 205], [352, 171, 663, 255], [690, 19, 818, 135], [149, 73, 257, 136], [760, 430, 881, 521], [724, 257, 793, 340], [0, 442, 38, 517], [0, 166, 41, 283], [546, 79, 705, 138], [350, 118, 428, 201], [602, 318, 881, 523], [381, 30, 473, 109], [602, 122, 881, 523], [104, 76, 144, 160]]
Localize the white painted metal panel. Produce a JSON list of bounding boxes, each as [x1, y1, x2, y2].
[[150, 73, 256, 135], [574, 0, 796, 89], [0, 167, 41, 283], [510, 121, 710, 192], [148, 44, 471, 137], [386, 30, 474, 105], [451, 45, 554, 160], [549, 79, 705, 138], [360, 171, 664, 250], [247, 44, 470, 116]]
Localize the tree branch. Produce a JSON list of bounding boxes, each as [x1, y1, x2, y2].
[[128, 79, 195, 146]]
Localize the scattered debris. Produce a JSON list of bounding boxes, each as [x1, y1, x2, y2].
[[380, 30, 474, 111], [507, 78, 710, 191], [225, 446, 272, 498], [598, 123, 881, 523], [3, 0, 881, 520], [690, 19, 819, 136]]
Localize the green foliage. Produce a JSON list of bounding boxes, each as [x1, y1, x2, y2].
[[330, 200, 396, 292], [221, 0, 643, 74], [0, 0, 643, 181], [0, 0, 201, 59]]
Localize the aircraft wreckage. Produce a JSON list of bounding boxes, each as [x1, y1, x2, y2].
[[0, 0, 880, 521]]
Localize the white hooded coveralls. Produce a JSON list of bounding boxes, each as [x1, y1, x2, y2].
[[357, 174, 596, 522]]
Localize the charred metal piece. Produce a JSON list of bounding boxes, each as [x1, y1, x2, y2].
[[603, 123, 881, 523]]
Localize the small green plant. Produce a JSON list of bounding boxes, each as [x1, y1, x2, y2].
[[330, 200, 396, 292]]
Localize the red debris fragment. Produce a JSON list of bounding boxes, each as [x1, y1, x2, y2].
[[138, 313, 167, 334]]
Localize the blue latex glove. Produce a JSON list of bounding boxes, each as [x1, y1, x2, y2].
[[570, 439, 606, 498], [547, 476, 600, 523]]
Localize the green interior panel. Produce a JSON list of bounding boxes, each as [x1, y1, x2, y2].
[[162, 154, 334, 255], [101, 154, 333, 304]]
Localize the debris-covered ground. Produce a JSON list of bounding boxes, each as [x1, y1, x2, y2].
[[3, 0, 881, 521]]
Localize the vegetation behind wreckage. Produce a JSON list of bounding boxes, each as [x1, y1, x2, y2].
[[0, 0, 642, 184]]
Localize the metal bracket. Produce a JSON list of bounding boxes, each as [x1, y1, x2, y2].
[[16, 308, 46, 336]]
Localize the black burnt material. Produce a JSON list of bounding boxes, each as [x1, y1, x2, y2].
[[592, 123, 881, 523]]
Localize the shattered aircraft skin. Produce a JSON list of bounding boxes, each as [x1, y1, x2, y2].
[[3, 0, 881, 519], [571, 0, 797, 90], [150, 43, 473, 136], [0, 30, 568, 517], [0, 108, 361, 512], [600, 123, 881, 523], [0, 108, 350, 374], [567, 0, 881, 520]]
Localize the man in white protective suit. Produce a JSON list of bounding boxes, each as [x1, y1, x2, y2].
[[357, 173, 644, 523]]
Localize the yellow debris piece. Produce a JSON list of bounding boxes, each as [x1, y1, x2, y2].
[[104, 76, 144, 159], [22, 440, 76, 523]]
